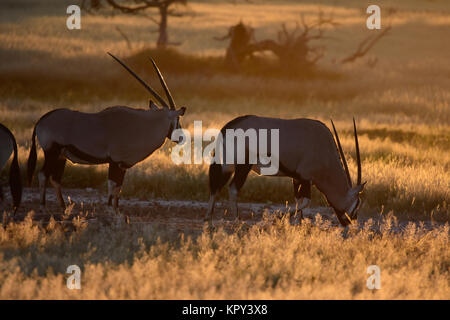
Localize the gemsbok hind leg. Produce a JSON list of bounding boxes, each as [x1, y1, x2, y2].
[[228, 164, 252, 221], [49, 158, 67, 209], [39, 146, 60, 211], [205, 163, 232, 223], [107, 162, 126, 214], [293, 178, 311, 219], [38, 171, 48, 211]]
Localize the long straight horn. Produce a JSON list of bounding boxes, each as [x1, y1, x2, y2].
[[331, 119, 352, 187], [150, 58, 175, 109], [107, 52, 169, 109], [353, 117, 361, 185]]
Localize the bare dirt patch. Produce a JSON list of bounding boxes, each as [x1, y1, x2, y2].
[[1, 187, 443, 234]]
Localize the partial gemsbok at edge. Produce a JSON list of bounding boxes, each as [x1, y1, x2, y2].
[[27, 53, 186, 213], [206, 116, 365, 226], [0, 123, 22, 213]]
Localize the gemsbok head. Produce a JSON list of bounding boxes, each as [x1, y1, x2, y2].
[[206, 116, 365, 226], [0, 123, 22, 214], [27, 53, 186, 213]]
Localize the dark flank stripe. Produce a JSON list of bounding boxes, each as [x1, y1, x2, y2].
[[62, 144, 110, 165], [62, 144, 132, 169]]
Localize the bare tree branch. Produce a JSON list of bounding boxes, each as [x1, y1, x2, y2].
[[214, 31, 231, 41], [340, 25, 392, 64], [83, 0, 188, 48], [104, 0, 160, 14], [115, 26, 133, 50]]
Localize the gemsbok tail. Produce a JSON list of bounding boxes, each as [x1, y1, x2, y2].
[[8, 131, 22, 212], [27, 126, 37, 186]]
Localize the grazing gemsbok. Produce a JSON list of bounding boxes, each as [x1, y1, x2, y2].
[[0, 123, 22, 213], [206, 116, 365, 226], [27, 53, 186, 213]]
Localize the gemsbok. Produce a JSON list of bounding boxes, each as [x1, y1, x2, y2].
[[206, 116, 365, 226], [27, 53, 186, 213], [0, 123, 22, 213]]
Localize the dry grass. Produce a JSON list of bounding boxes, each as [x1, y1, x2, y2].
[[0, 212, 448, 299]]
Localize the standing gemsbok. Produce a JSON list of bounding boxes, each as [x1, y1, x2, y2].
[[0, 123, 22, 213], [27, 53, 186, 213], [206, 116, 365, 226]]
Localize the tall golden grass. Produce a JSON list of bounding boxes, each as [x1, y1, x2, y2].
[[0, 212, 448, 299]]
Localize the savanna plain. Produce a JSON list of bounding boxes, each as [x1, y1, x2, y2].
[[0, 0, 448, 299]]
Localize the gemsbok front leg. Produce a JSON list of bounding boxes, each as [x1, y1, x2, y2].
[[107, 162, 126, 214], [293, 178, 311, 219]]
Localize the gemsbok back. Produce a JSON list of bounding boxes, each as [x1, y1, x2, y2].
[[0, 123, 22, 213], [27, 53, 186, 213], [206, 116, 365, 226]]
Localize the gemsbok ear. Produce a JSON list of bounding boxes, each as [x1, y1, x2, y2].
[[353, 182, 366, 194], [178, 107, 186, 116], [149, 100, 161, 111], [360, 181, 367, 192]]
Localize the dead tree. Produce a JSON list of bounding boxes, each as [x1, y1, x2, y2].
[[81, 0, 188, 48], [215, 22, 255, 69], [251, 14, 334, 70], [216, 12, 337, 71]]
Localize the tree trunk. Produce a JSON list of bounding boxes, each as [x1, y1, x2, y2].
[[157, 5, 168, 48]]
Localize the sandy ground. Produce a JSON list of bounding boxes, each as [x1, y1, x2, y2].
[[0, 187, 443, 234], [2, 187, 335, 226]]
